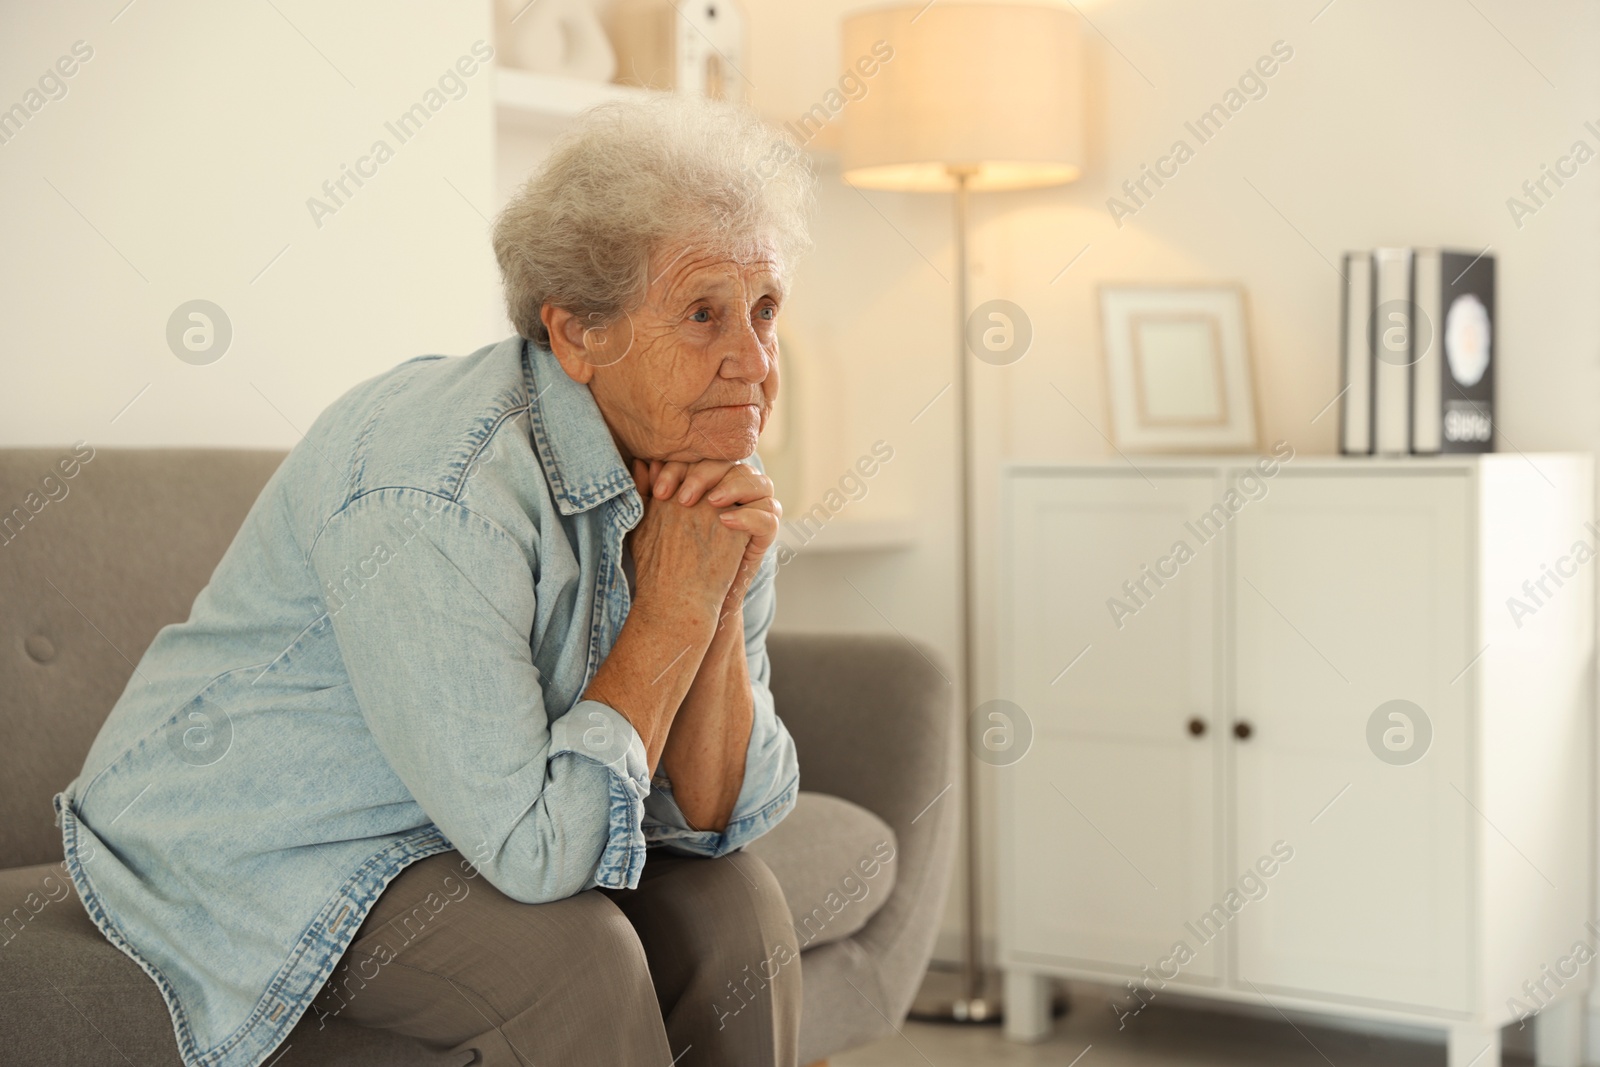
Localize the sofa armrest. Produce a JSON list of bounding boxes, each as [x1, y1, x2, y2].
[[767, 632, 953, 831], [766, 632, 957, 1024]]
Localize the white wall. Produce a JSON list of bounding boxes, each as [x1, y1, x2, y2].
[[0, 1, 498, 450], [748, 0, 1600, 970]]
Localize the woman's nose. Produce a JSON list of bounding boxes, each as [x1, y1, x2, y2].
[[719, 320, 770, 380]]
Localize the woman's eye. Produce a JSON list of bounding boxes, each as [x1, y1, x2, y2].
[[757, 305, 777, 321], [690, 308, 711, 323]]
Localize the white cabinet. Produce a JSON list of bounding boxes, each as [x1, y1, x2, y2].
[[1003, 472, 1224, 982], [997, 456, 1595, 1067], [1232, 472, 1471, 1012]]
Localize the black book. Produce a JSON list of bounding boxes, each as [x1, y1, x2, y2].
[[1412, 249, 1494, 453]]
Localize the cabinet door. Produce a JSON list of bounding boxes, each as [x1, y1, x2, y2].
[[1231, 471, 1470, 1013], [1001, 471, 1223, 983]]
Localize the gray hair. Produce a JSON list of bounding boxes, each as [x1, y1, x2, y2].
[[492, 94, 816, 348]]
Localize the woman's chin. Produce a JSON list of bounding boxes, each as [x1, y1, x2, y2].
[[689, 414, 761, 460]]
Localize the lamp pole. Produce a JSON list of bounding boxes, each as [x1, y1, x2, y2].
[[839, 2, 1084, 1030], [951, 164, 994, 1021]]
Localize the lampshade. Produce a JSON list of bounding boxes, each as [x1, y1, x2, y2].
[[839, 2, 1083, 192]]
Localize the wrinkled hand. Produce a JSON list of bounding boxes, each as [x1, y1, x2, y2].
[[627, 460, 751, 625], [644, 459, 781, 618]]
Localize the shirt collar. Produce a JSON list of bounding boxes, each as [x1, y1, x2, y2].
[[519, 338, 640, 519]]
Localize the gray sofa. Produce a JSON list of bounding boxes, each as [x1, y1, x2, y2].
[[0, 448, 956, 1066]]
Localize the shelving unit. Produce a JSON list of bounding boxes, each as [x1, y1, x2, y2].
[[782, 518, 917, 556], [494, 67, 651, 131]]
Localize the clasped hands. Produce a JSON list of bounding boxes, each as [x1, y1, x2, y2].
[[626, 458, 781, 633], [582, 458, 776, 805]]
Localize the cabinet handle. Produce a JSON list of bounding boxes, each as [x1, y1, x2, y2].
[[1187, 717, 1207, 737], [1233, 720, 1254, 741]]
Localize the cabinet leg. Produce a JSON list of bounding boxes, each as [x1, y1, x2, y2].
[[1534, 994, 1583, 1067], [1003, 970, 1052, 1043], [1447, 1023, 1500, 1067]]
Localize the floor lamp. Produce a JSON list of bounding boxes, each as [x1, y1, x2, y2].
[[838, 2, 1083, 1023]]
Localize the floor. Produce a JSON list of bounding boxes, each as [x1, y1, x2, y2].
[[833, 987, 1536, 1067]]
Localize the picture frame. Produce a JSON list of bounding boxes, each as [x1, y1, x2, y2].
[[1098, 283, 1261, 453]]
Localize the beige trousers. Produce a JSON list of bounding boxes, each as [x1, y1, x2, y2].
[[316, 848, 801, 1067]]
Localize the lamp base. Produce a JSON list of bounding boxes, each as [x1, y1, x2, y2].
[[905, 964, 1069, 1025]]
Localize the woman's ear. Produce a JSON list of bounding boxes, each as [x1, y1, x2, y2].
[[542, 304, 635, 383], [541, 305, 596, 384]]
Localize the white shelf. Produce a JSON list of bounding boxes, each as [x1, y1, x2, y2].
[[495, 68, 651, 129], [782, 518, 917, 555]]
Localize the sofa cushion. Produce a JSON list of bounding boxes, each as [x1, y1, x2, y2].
[[0, 448, 288, 870], [0, 861, 183, 1064], [0, 863, 435, 1066], [745, 791, 898, 950]]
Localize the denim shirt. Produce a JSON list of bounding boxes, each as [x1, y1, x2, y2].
[[53, 336, 799, 1067]]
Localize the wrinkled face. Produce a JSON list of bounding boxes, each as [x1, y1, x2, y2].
[[545, 237, 784, 465]]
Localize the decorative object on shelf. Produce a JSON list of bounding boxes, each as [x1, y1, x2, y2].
[[605, 0, 747, 101], [758, 330, 916, 560], [838, 1, 1084, 1027], [1099, 284, 1260, 453], [1338, 248, 1495, 456], [756, 326, 806, 514], [494, 0, 616, 83]]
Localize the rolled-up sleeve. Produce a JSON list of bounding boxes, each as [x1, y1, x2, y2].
[[311, 488, 650, 902], [642, 548, 799, 857]]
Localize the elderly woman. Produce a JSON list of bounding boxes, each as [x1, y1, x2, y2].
[[56, 95, 813, 1067]]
